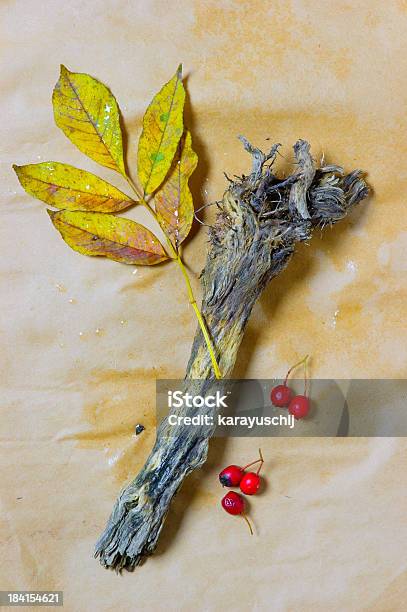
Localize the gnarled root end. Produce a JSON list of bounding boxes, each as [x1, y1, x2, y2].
[[95, 397, 216, 571]]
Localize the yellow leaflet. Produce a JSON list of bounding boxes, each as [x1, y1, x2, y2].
[[137, 65, 185, 195], [13, 162, 135, 212], [53, 66, 125, 174], [48, 210, 168, 265], [155, 131, 197, 248]]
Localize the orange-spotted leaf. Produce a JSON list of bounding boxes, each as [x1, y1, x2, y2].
[[48, 210, 168, 265], [137, 65, 185, 195], [13, 162, 135, 212], [155, 131, 197, 248], [52, 65, 125, 174]]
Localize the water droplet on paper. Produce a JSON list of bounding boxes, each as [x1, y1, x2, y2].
[[108, 451, 121, 467], [330, 309, 340, 329]]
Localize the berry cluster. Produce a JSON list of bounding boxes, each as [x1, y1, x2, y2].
[[219, 449, 264, 534], [270, 355, 311, 419]]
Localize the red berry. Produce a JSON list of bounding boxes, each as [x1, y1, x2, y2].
[[240, 472, 261, 495], [221, 491, 245, 515], [288, 394, 310, 419], [219, 465, 244, 487], [271, 384, 292, 407]]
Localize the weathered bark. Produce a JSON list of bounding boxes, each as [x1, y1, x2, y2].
[[94, 138, 369, 571]]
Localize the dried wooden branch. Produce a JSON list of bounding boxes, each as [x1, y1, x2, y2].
[[94, 138, 369, 571]]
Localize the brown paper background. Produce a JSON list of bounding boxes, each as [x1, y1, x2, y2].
[[1, 1, 407, 610]]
